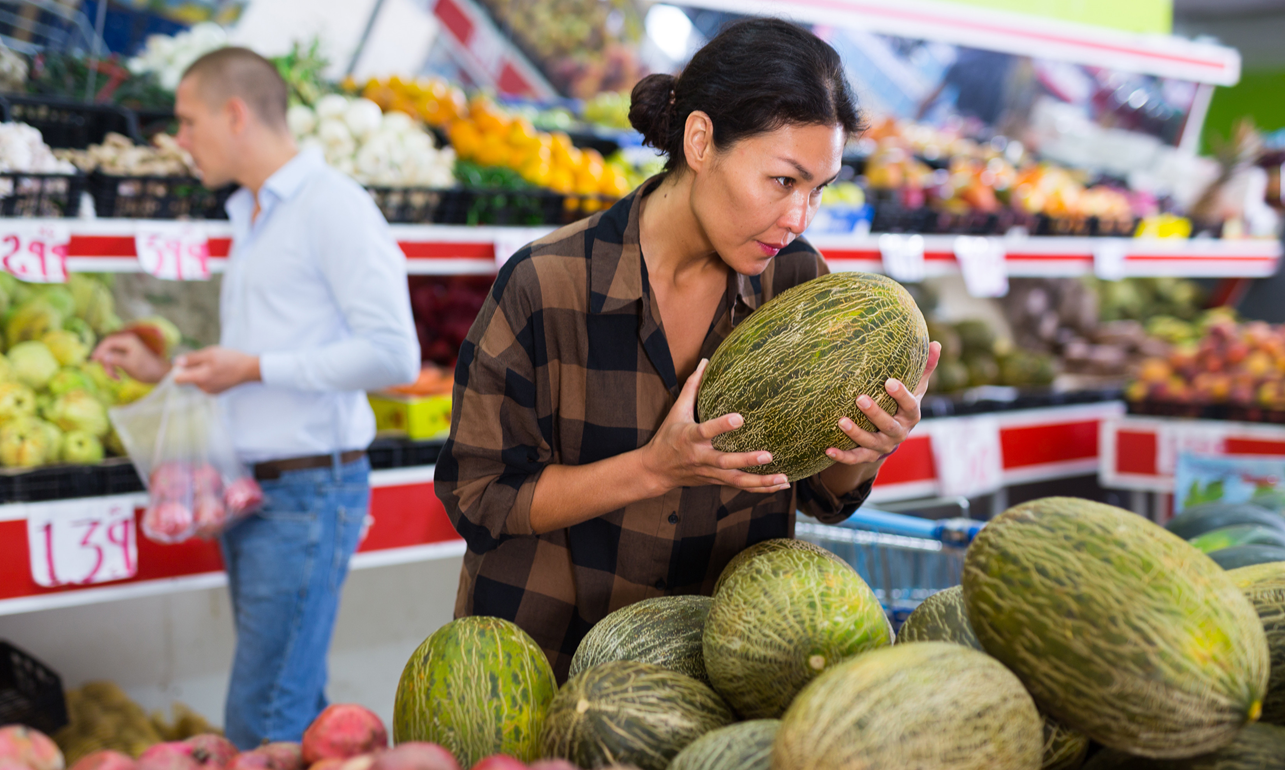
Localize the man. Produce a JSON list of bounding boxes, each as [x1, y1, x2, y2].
[[92, 47, 420, 748]]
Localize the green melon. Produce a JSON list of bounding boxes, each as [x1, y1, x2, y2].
[[962, 497, 1270, 759], [773, 642, 1043, 770], [695, 271, 929, 481], [1082, 723, 1285, 770], [1211, 544, 1285, 570], [711, 538, 841, 596], [897, 586, 1088, 770], [703, 545, 890, 719], [1230, 562, 1285, 725], [569, 595, 712, 684], [1166, 502, 1285, 541], [540, 660, 733, 770], [667, 719, 778, 770], [392, 616, 556, 767], [1190, 524, 1285, 554]]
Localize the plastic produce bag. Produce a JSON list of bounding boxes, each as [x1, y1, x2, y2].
[[109, 374, 263, 544]]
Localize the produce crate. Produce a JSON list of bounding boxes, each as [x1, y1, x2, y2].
[[364, 186, 447, 224], [367, 437, 444, 470], [436, 188, 615, 227], [369, 392, 452, 440], [797, 509, 978, 626], [89, 173, 234, 220], [0, 172, 85, 217], [0, 641, 69, 735], [0, 459, 144, 504], [1, 94, 140, 149]]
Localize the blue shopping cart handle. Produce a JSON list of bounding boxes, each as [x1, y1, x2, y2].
[[841, 508, 941, 538]]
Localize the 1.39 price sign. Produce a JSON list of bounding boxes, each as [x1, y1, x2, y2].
[[24, 496, 138, 587]]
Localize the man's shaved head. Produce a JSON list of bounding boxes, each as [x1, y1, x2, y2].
[[182, 47, 288, 131]]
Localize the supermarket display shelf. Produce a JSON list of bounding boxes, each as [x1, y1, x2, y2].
[[1100, 415, 1285, 493], [0, 401, 1124, 614], [46, 220, 1284, 279]]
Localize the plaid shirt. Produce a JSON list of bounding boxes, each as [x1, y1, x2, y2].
[[435, 179, 872, 680]]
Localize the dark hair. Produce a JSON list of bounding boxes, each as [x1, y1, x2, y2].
[[182, 47, 288, 130], [629, 17, 862, 172]]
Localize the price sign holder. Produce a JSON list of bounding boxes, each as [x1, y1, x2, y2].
[[493, 228, 548, 270], [931, 416, 1005, 498], [24, 495, 138, 587], [1156, 422, 1228, 476], [879, 233, 926, 283], [135, 222, 211, 281], [954, 236, 1008, 297], [1093, 240, 1129, 281], [0, 221, 70, 283]]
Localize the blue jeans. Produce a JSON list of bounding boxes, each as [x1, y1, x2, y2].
[[219, 455, 370, 749]]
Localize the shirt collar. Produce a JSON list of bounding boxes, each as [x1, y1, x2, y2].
[[587, 174, 762, 315], [224, 147, 325, 222]]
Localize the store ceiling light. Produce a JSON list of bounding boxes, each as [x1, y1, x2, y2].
[[646, 4, 695, 62]]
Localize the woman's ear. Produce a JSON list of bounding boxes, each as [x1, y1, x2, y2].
[[683, 110, 714, 173]]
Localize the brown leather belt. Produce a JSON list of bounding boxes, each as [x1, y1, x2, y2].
[[253, 450, 366, 481]]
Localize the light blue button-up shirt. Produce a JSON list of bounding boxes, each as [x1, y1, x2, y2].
[[220, 147, 420, 463]]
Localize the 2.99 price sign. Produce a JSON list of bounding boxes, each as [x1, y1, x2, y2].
[[25, 496, 138, 587], [0, 222, 71, 283]]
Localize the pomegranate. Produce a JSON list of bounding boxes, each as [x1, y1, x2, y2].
[[0, 726, 64, 770], [301, 705, 387, 764]]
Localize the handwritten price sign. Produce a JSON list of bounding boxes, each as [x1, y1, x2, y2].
[[954, 236, 1009, 298], [879, 233, 926, 283], [135, 223, 210, 280], [0, 221, 70, 283], [25, 496, 138, 587], [931, 416, 1005, 498]]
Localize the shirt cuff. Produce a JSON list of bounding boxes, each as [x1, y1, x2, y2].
[[259, 351, 301, 389], [798, 473, 875, 525], [501, 465, 545, 538]]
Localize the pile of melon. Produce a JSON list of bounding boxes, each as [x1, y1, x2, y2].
[[392, 496, 1285, 769]]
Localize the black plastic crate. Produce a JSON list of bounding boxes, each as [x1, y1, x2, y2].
[[1, 94, 140, 149], [0, 459, 144, 504], [0, 172, 85, 217], [89, 173, 234, 220], [131, 107, 177, 142], [870, 203, 938, 234], [436, 188, 612, 227], [365, 186, 447, 224], [0, 641, 68, 735], [368, 438, 444, 470]]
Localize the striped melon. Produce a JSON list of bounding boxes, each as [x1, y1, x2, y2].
[[772, 642, 1043, 770], [1211, 544, 1285, 570], [711, 538, 839, 596], [1230, 562, 1285, 725], [898, 586, 1088, 770], [392, 616, 556, 767], [1082, 723, 1285, 770], [695, 272, 929, 481], [667, 719, 778, 770], [703, 545, 889, 719], [569, 595, 711, 684], [1166, 503, 1285, 541], [963, 497, 1270, 759], [540, 660, 733, 770]]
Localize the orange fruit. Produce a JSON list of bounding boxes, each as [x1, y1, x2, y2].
[[507, 118, 539, 149], [600, 168, 631, 197], [473, 138, 511, 169], [547, 167, 576, 194], [447, 121, 482, 161], [519, 159, 553, 188]]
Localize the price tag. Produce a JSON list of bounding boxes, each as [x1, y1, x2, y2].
[[0, 221, 70, 283], [135, 223, 211, 280], [1092, 240, 1129, 281], [931, 416, 1004, 498], [953, 236, 1008, 297], [493, 228, 549, 270], [1156, 423, 1227, 476], [878, 233, 925, 283], [25, 496, 138, 587]]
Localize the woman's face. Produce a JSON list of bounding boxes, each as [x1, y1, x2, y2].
[[691, 121, 846, 275]]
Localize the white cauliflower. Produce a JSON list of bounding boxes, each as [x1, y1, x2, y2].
[[287, 105, 317, 138], [315, 94, 350, 122], [344, 99, 384, 141]]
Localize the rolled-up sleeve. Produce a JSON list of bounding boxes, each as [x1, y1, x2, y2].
[[434, 252, 552, 554], [797, 474, 873, 524]]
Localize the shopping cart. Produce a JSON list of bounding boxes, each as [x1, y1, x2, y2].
[[796, 503, 984, 628]]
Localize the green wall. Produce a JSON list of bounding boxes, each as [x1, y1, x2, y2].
[[1204, 70, 1285, 154], [932, 0, 1172, 35]]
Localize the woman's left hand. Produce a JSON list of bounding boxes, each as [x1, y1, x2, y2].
[[825, 341, 941, 466]]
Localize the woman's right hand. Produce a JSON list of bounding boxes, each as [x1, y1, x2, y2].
[[640, 358, 791, 495]]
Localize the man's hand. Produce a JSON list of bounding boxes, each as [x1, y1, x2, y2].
[[91, 333, 172, 384], [173, 347, 261, 394]]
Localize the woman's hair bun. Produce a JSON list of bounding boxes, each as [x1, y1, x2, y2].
[[629, 73, 677, 150]]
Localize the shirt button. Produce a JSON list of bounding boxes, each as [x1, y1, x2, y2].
[[654, 578, 666, 590], [668, 512, 679, 524]]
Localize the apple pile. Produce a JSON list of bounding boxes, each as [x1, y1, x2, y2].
[[1127, 314, 1285, 410], [142, 461, 263, 544]]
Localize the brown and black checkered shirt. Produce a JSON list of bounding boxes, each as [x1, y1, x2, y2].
[[434, 179, 872, 680]]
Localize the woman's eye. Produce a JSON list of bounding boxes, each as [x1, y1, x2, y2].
[[775, 177, 793, 188]]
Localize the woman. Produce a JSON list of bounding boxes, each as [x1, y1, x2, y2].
[[436, 17, 941, 680]]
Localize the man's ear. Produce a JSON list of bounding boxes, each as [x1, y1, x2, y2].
[[225, 96, 250, 134]]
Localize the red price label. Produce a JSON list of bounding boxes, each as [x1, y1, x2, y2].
[[25, 496, 138, 587], [135, 223, 210, 280], [0, 222, 70, 283]]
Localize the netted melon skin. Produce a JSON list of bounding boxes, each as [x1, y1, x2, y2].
[[711, 538, 840, 597], [569, 595, 712, 684], [772, 642, 1043, 770], [668, 719, 778, 770], [1229, 562, 1285, 725], [1082, 723, 1285, 769], [696, 272, 929, 481], [963, 497, 1271, 759]]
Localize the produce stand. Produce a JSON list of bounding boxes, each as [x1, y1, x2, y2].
[[1100, 414, 1285, 494]]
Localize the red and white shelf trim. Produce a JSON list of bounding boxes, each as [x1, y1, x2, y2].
[[52, 220, 1284, 279], [1100, 415, 1285, 493]]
